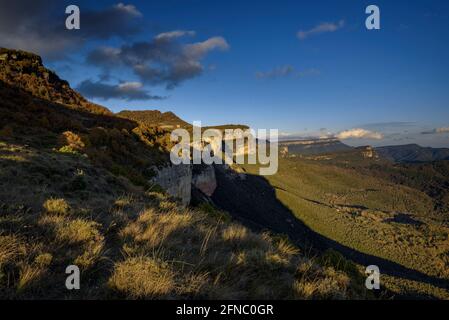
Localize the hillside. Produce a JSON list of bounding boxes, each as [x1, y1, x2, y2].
[[279, 138, 353, 156], [236, 154, 449, 299], [376, 144, 449, 163], [117, 110, 249, 134], [0, 48, 111, 116], [1, 140, 368, 299], [117, 110, 190, 129], [0, 48, 366, 299]]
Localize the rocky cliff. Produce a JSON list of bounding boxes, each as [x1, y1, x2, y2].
[[192, 164, 217, 196], [152, 163, 218, 206], [356, 146, 378, 159], [151, 164, 193, 206], [279, 138, 352, 156]]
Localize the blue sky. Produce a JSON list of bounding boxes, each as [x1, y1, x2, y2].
[[2, 0, 449, 147]]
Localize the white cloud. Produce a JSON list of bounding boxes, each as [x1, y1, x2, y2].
[[184, 37, 230, 60], [297, 20, 345, 40], [155, 30, 196, 40], [118, 81, 143, 90], [337, 128, 384, 140], [114, 3, 142, 17]]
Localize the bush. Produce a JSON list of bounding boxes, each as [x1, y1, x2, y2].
[[318, 249, 360, 279], [43, 198, 70, 215], [58, 145, 79, 155], [53, 218, 102, 244], [34, 253, 53, 267], [59, 131, 85, 151], [108, 257, 175, 299]]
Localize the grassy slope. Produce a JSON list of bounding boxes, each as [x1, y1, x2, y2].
[[241, 157, 449, 299], [0, 140, 365, 299]]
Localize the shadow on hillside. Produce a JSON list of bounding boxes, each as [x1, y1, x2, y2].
[[211, 165, 449, 296], [0, 79, 171, 179], [0, 80, 139, 132]]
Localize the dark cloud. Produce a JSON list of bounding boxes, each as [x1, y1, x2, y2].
[[86, 32, 229, 89], [76, 80, 165, 101], [80, 3, 143, 39], [0, 1, 143, 58]]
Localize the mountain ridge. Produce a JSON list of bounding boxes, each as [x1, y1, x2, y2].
[[376, 144, 449, 163], [0, 48, 111, 116]]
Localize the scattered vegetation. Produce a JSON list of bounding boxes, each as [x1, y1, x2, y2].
[[43, 198, 70, 216], [241, 156, 449, 299], [0, 50, 173, 188], [0, 141, 366, 299]]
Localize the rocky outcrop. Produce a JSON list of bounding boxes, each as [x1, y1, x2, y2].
[[151, 164, 192, 206], [280, 146, 289, 158], [192, 165, 217, 197], [151, 163, 219, 206], [279, 138, 352, 156], [356, 146, 378, 159]]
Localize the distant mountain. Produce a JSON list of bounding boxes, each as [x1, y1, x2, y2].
[[203, 124, 250, 133], [279, 138, 353, 156], [376, 144, 449, 163], [117, 110, 250, 134], [117, 110, 190, 129]]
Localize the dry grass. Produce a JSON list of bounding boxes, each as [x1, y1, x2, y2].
[[56, 219, 102, 244], [120, 209, 193, 249], [34, 253, 53, 267], [17, 264, 45, 292], [0, 234, 26, 264], [113, 204, 365, 299], [43, 198, 70, 216], [114, 194, 135, 209], [222, 224, 248, 242], [109, 256, 175, 299], [276, 238, 300, 256], [38, 215, 102, 245]]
